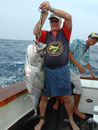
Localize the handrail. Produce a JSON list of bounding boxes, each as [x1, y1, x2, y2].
[[0, 81, 27, 107], [80, 76, 98, 80], [0, 77, 98, 107]]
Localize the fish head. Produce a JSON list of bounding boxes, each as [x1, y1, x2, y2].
[[33, 40, 46, 51], [33, 40, 46, 58], [27, 40, 46, 67]]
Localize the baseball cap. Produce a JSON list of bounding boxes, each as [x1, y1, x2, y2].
[[48, 13, 61, 20], [89, 32, 98, 39]]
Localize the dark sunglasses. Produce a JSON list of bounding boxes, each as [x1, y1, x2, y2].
[[50, 19, 59, 23]]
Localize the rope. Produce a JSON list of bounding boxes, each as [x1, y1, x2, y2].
[[37, 10, 44, 40]]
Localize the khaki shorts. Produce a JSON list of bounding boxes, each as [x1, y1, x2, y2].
[[70, 74, 82, 94]]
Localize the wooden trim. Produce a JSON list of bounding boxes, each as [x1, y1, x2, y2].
[[80, 76, 98, 80], [0, 77, 98, 107], [0, 81, 27, 107]]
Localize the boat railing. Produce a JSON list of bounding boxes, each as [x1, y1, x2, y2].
[[80, 76, 98, 80], [0, 77, 98, 107], [0, 81, 27, 107]]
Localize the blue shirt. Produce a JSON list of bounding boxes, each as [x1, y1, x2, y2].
[[68, 39, 90, 75]]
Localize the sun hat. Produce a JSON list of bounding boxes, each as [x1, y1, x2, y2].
[[89, 32, 98, 39], [48, 13, 61, 20]]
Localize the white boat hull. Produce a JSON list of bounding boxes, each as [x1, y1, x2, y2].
[[0, 92, 33, 130], [79, 79, 98, 114]]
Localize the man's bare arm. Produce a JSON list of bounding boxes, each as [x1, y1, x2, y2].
[[86, 64, 96, 79], [40, 1, 72, 30], [69, 50, 85, 73]]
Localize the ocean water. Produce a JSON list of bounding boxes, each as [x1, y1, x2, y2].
[[0, 39, 98, 88], [0, 39, 32, 88]]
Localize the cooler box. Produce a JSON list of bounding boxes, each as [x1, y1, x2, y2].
[[78, 79, 98, 114]]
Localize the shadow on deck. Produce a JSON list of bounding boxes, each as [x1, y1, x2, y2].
[[20, 97, 93, 130]]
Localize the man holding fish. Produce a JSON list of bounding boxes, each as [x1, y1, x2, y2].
[[33, 1, 80, 130]]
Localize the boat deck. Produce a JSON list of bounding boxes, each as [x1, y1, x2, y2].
[[16, 97, 93, 130]]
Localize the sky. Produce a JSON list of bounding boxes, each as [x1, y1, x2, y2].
[[0, 0, 98, 42]]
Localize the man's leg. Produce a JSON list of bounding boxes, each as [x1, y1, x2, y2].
[[73, 94, 86, 119], [71, 74, 86, 119], [62, 95, 80, 130], [34, 95, 48, 130]]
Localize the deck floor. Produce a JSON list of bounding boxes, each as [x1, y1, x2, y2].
[[20, 97, 93, 130]]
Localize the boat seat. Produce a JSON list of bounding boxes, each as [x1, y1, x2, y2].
[[92, 106, 98, 130]]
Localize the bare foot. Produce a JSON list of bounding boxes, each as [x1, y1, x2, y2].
[[53, 103, 59, 110], [74, 110, 86, 119], [53, 100, 59, 110], [69, 120, 80, 130], [34, 120, 45, 130]]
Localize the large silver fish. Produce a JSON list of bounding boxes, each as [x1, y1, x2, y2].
[[24, 40, 46, 116]]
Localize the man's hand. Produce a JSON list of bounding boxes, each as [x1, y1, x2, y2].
[[69, 50, 85, 73], [40, 1, 52, 12], [77, 64, 85, 73], [91, 72, 96, 79], [86, 64, 96, 79]]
